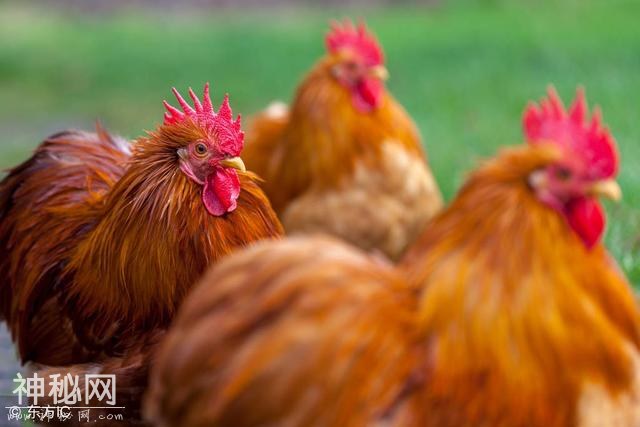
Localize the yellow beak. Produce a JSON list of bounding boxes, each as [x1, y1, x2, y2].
[[220, 156, 246, 172], [589, 179, 622, 202], [370, 65, 389, 81]]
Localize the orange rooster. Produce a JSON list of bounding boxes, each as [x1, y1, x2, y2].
[[145, 88, 640, 427], [243, 20, 442, 260], [0, 83, 282, 368]]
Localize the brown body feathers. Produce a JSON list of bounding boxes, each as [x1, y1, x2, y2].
[[145, 236, 421, 427]]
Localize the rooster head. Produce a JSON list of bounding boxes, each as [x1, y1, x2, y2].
[[523, 86, 620, 249], [163, 83, 245, 217], [325, 19, 388, 113]]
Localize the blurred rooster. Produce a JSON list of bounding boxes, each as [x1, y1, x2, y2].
[[145, 88, 640, 427], [244, 20, 442, 260], [0, 84, 282, 367]]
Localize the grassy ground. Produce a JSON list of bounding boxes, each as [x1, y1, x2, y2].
[[0, 0, 638, 286]]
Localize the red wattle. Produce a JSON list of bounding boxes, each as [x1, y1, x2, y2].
[[202, 167, 240, 217], [565, 197, 605, 249], [353, 77, 383, 113]]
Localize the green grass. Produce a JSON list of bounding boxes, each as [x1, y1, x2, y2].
[[0, 1, 638, 284]]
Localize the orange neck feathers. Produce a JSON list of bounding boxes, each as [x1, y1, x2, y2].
[[401, 145, 640, 426], [280, 57, 423, 190]]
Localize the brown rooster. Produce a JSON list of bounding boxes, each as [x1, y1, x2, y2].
[[243, 20, 442, 260], [145, 88, 640, 427], [0, 83, 282, 368]]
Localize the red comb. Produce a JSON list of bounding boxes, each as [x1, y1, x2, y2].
[[523, 86, 618, 179], [325, 19, 384, 66], [164, 83, 244, 156]]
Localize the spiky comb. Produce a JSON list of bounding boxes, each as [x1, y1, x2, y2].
[[325, 19, 384, 66], [523, 86, 618, 179], [163, 83, 244, 156]]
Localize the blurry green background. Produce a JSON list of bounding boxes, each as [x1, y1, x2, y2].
[[0, 0, 638, 284]]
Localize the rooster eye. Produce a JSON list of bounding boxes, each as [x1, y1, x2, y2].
[[345, 61, 358, 71], [556, 167, 572, 181], [195, 143, 208, 156]]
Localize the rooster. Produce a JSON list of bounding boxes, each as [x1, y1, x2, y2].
[[0, 83, 282, 368], [145, 88, 640, 427], [243, 20, 442, 260]]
